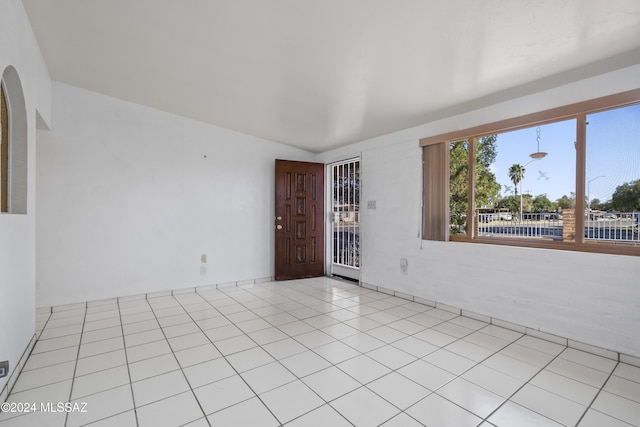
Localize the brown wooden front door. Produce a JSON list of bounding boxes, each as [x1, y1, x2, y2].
[[275, 159, 325, 280]]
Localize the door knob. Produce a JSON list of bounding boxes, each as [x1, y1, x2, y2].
[[276, 225, 283, 230], [276, 216, 282, 220]]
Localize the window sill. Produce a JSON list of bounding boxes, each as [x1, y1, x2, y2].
[[446, 235, 640, 256]]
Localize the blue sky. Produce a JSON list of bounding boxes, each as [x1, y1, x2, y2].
[[489, 103, 640, 203]]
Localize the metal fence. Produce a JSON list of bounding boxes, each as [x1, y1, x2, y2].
[[475, 211, 639, 243], [477, 213, 563, 239], [585, 212, 639, 243]]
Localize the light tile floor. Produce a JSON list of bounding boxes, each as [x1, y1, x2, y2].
[[1, 277, 639, 426]]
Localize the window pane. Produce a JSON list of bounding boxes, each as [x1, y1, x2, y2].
[[475, 120, 576, 240], [585, 103, 640, 243], [449, 139, 469, 236]]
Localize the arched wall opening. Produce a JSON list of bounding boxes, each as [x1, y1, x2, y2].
[[1, 65, 28, 214]]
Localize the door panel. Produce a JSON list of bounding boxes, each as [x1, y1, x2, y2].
[[275, 160, 325, 280]]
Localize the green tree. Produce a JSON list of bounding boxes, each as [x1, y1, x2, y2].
[[508, 164, 525, 196], [556, 192, 576, 209], [449, 135, 501, 234], [610, 179, 640, 211], [532, 194, 557, 212]]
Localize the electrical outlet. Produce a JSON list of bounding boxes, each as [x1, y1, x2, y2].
[[0, 360, 8, 378], [200, 266, 207, 276], [367, 200, 376, 210], [201, 254, 207, 263]]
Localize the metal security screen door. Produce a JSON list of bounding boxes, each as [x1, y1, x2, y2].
[[331, 159, 360, 280]]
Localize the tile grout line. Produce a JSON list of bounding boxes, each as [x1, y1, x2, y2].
[[479, 345, 574, 426], [573, 360, 620, 427], [189, 285, 321, 425], [117, 297, 141, 427], [141, 296, 213, 427], [63, 302, 88, 427]]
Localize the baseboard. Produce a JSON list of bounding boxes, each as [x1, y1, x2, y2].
[[1, 333, 36, 403], [360, 281, 640, 368]]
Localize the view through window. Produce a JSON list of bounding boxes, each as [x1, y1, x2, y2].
[[424, 90, 640, 254]]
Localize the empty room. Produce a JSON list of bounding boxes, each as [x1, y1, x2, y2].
[[1, 0, 640, 426]]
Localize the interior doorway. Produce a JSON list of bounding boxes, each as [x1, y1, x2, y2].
[[330, 158, 360, 281]]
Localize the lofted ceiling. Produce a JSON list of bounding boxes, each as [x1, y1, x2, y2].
[[22, 0, 640, 152]]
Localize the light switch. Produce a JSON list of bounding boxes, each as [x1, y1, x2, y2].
[[201, 254, 207, 263], [367, 200, 376, 210]]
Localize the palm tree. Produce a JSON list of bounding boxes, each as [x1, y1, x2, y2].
[[508, 164, 526, 196]]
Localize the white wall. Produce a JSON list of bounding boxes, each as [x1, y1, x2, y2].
[[0, 0, 51, 394], [36, 83, 315, 307], [318, 64, 640, 358]]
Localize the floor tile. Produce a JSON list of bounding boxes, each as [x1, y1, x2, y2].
[[66, 384, 134, 427], [31, 334, 81, 354], [1, 380, 72, 422], [136, 391, 203, 427], [613, 363, 640, 383], [367, 345, 417, 370], [530, 369, 599, 405], [337, 354, 391, 385], [331, 386, 400, 426], [391, 336, 438, 358], [397, 359, 456, 391], [483, 353, 541, 382], [511, 383, 587, 426], [578, 408, 636, 427], [260, 380, 325, 424], [368, 372, 430, 410], [437, 377, 505, 418], [340, 332, 386, 353], [546, 357, 611, 388], [284, 404, 353, 427], [12, 361, 76, 392], [302, 366, 361, 401], [194, 375, 256, 415], [128, 353, 179, 382], [226, 346, 275, 372], [246, 326, 289, 345], [9, 278, 639, 427], [488, 401, 564, 427], [183, 357, 236, 388], [78, 336, 124, 358], [241, 361, 297, 394], [131, 370, 190, 406], [125, 339, 172, 363], [71, 365, 130, 399], [23, 346, 79, 371], [262, 337, 308, 360], [174, 343, 221, 367], [207, 397, 279, 427], [214, 334, 257, 356], [406, 393, 482, 427], [366, 325, 407, 344], [559, 348, 617, 373], [313, 340, 360, 364], [280, 350, 332, 378], [294, 330, 336, 349], [86, 410, 137, 427], [604, 375, 640, 403], [591, 390, 640, 425], [461, 364, 525, 398], [423, 348, 476, 375], [167, 331, 209, 351]]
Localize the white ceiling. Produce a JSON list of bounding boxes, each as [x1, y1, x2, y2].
[[22, 0, 640, 152]]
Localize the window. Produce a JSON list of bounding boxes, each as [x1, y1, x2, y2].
[[421, 89, 640, 255]]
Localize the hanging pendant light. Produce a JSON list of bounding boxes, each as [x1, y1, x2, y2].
[[529, 127, 547, 159]]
